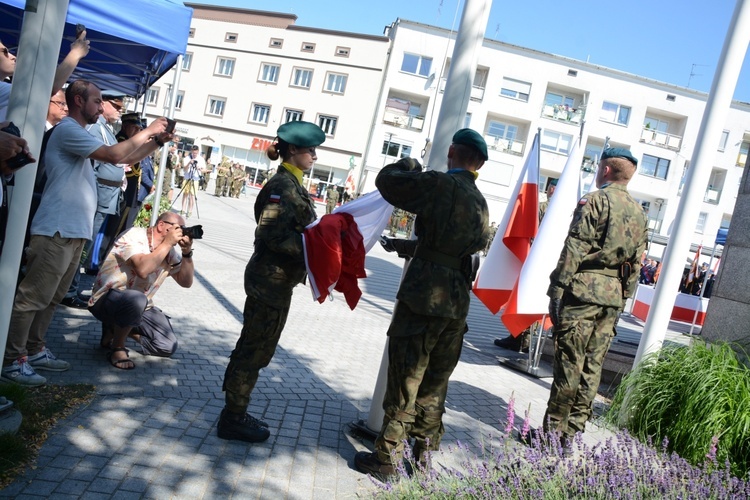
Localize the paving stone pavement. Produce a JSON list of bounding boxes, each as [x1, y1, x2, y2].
[[1, 187, 691, 499]]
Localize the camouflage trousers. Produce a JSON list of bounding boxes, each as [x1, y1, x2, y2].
[[215, 176, 227, 196], [375, 303, 467, 465], [222, 296, 290, 413], [543, 298, 619, 438]]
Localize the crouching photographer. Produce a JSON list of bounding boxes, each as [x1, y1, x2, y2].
[[88, 212, 198, 370]]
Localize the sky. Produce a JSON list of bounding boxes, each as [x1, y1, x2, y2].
[[202, 0, 750, 103]]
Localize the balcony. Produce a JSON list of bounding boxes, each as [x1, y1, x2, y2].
[[484, 135, 525, 156], [541, 104, 583, 125], [439, 78, 485, 101], [704, 188, 722, 204], [640, 127, 682, 151], [383, 108, 425, 131]]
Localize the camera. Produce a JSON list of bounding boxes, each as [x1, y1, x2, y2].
[[1, 122, 34, 171], [180, 224, 203, 239]]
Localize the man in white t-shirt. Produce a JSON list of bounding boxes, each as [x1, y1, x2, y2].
[[1, 80, 172, 387], [90, 211, 194, 368]]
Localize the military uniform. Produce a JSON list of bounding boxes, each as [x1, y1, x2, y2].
[[325, 185, 339, 214], [218, 120, 326, 444], [215, 158, 231, 196], [230, 165, 245, 198], [369, 133, 490, 466], [544, 166, 647, 440]]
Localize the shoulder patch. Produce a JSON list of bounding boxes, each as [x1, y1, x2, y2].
[[269, 194, 281, 203], [578, 198, 588, 205]]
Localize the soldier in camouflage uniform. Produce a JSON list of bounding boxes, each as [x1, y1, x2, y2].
[[217, 121, 325, 443], [325, 184, 339, 214], [355, 129, 490, 479], [214, 156, 231, 197], [230, 163, 246, 198], [537, 148, 647, 446]]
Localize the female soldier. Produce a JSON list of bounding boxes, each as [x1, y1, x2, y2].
[[217, 121, 325, 443]]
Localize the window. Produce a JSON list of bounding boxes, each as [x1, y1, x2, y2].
[[500, 77, 531, 102], [601, 101, 631, 125], [284, 109, 303, 123], [269, 38, 283, 48], [382, 139, 412, 159], [215, 57, 235, 77], [164, 88, 183, 110], [301, 42, 315, 52], [464, 113, 472, 129], [720, 214, 731, 229], [567, 69, 578, 77], [324, 72, 347, 94], [400, 53, 432, 77], [644, 116, 669, 132], [318, 115, 338, 136], [696, 212, 708, 234], [640, 154, 670, 179], [666, 94, 676, 102], [544, 92, 575, 107], [335, 46, 350, 57], [182, 53, 193, 71], [145, 87, 159, 106], [259, 63, 280, 84], [250, 104, 270, 124], [225, 32, 238, 43], [739, 141, 749, 166], [540, 130, 573, 154], [206, 96, 226, 117], [291, 68, 313, 89], [719, 130, 729, 151], [487, 120, 518, 141]]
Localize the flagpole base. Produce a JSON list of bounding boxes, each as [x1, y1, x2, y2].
[[499, 357, 553, 379]]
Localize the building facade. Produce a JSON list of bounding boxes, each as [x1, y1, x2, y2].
[[140, 5, 389, 194], [363, 19, 750, 260]]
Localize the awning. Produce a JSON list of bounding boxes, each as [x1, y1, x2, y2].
[[0, 0, 193, 97]]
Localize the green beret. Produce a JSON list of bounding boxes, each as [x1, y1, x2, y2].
[[548, 178, 558, 186], [601, 147, 638, 167], [452, 128, 488, 161], [277, 121, 326, 148]]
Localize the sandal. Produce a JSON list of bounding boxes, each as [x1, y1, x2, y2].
[[107, 347, 135, 370]]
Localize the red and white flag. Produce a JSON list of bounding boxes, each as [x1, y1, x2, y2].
[[472, 132, 540, 314], [501, 138, 582, 335]]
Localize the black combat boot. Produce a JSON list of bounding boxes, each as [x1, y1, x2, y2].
[[217, 408, 270, 443], [354, 451, 398, 481], [494, 332, 530, 353]]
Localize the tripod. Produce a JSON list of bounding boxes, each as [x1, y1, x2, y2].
[[171, 160, 201, 219]]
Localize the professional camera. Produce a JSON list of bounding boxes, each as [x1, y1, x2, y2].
[[1, 122, 35, 171], [180, 224, 204, 239]]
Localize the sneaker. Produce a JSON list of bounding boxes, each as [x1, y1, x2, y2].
[[217, 408, 271, 443], [27, 347, 71, 372], [60, 295, 89, 309], [1, 357, 46, 386]]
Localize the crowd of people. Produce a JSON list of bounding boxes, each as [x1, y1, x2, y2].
[[0, 24, 694, 484]]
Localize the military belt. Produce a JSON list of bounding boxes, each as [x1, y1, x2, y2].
[[97, 178, 122, 187], [414, 246, 462, 270], [580, 267, 620, 278]]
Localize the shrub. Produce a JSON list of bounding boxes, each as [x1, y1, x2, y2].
[[606, 341, 750, 478], [134, 195, 171, 228]]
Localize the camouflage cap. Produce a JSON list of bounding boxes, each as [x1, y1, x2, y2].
[[277, 121, 326, 148], [452, 128, 488, 161], [601, 147, 638, 167]]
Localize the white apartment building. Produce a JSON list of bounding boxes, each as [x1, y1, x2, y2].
[[140, 5, 389, 192], [362, 19, 750, 259]]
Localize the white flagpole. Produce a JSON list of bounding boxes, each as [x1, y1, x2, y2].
[[635, 0, 750, 366]]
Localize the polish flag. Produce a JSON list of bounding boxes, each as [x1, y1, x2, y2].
[[501, 138, 582, 335], [304, 190, 393, 308], [472, 132, 540, 314]]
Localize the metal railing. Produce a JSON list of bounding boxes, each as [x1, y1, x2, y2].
[[639, 127, 682, 151]]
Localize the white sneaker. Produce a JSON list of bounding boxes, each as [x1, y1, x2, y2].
[[1, 357, 46, 386], [27, 347, 71, 372]]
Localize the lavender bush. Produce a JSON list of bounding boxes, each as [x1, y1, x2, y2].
[[369, 398, 750, 499]]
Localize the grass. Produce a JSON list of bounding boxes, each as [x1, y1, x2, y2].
[[605, 341, 750, 477], [0, 383, 96, 488]]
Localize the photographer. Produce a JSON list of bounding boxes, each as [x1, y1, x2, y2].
[[181, 145, 204, 218], [89, 212, 195, 369]]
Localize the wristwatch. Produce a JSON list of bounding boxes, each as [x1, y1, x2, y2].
[[182, 249, 193, 259]]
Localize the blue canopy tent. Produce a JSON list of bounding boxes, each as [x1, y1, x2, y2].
[[0, 0, 193, 97], [715, 227, 728, 246]]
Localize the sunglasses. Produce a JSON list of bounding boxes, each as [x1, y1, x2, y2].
[[0, 47, 12, 57]]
